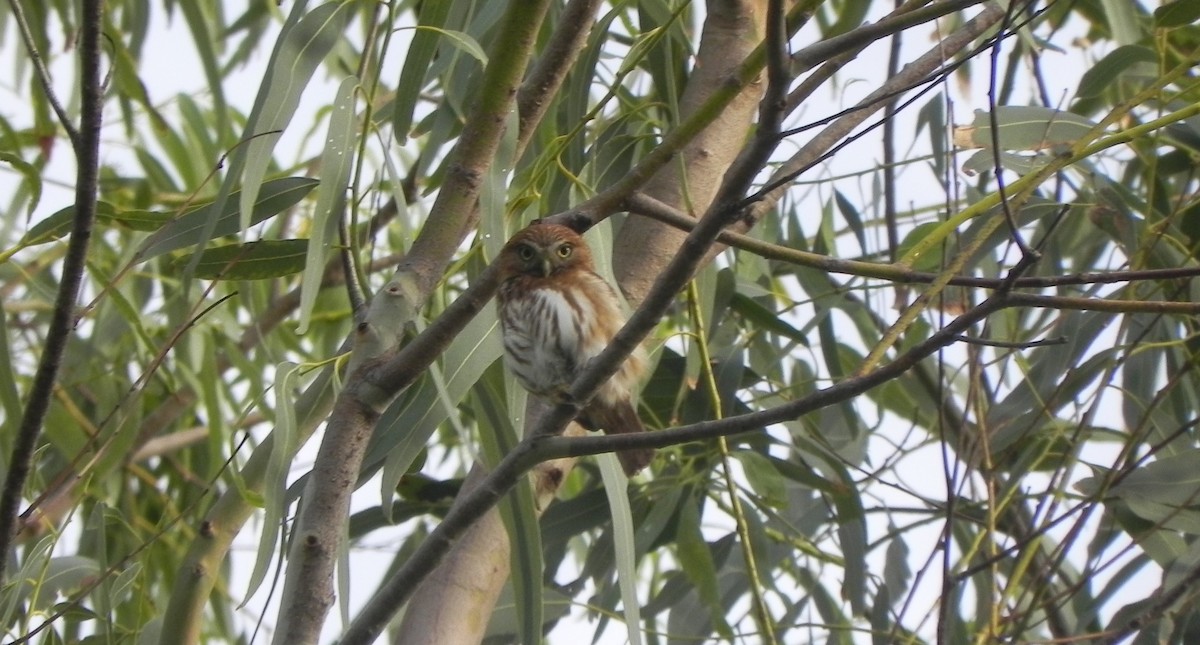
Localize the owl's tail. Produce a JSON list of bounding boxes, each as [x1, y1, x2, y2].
[[580, 400, 655, 476]]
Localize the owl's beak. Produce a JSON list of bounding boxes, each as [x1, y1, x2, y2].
[[538, 257, 553, 277]]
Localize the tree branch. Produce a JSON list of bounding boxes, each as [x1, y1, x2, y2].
[[0, 0, 102, 582], [271, 1, 555, 641], [627, 191, 1200, 289], [514, 0, 604, 162], [4, 0, 82, 149], [342, 272, 1200, 641], [738, 1, 1006, 233]]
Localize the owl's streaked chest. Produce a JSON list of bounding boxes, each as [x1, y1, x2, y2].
[[497, 283, 609, 395]]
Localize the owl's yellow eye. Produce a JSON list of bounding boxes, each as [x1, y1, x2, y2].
[[517, 245, 536, 261], [556, 244, 573, 258]]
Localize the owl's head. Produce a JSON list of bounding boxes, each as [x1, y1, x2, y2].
[[498, 223, 595, 278]]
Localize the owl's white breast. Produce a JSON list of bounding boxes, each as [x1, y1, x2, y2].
[[499, 277, 645, 405]]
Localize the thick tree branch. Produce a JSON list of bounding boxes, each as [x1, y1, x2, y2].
[[347, 1, 777, 637], [271, 1, 555, 642], [396, 2, 774, 640], [514, 0, 604, 162], [0, 0, 102, 582]]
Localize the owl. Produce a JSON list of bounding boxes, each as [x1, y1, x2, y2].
[[496, 222, 654, 475]]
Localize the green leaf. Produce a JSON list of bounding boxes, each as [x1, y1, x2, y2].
[[372, 307, 504, 495], [236, 1, 354, 232], [734, 451, 788, 508], [484, 585, 574, 641], [34, 556, 101, 611], [834, 189, 866, 250], [961, 148, 1055, 177], [496, 469, 543, 645], [957, 106, 1097, 152], [244, 361, 303, 604], [0, 151, 41, 217], [1100, 0, 1144, 45], [1110, 449, 1200, 507], [174, 239, 309, 280], [1155, 0, 1200, 28], [0, 312, 22, 439], [473, 367, 542, 645], [600, 455, 643, 645], [178, 1, 229, 138], [299, 75, 358, 333], [392, 1, 455, 141], [895, 221, 946, 271], [13, 203, 172, 259], [826, 0, 871, 39], [730, 293, 807, 345], [883, 528, 911, 606], [674, 498, 733, 638], [104, 11, 168, 131], [1074, 45, 1157, 101], [137, 176, 317, 260], [19, 201, 114, 249]]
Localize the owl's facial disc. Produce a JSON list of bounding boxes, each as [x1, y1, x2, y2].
[[514, 242, 551, 277], [515, 240, 576, 277]]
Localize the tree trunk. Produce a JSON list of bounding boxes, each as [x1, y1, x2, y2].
[[394, 1, 767, 643]]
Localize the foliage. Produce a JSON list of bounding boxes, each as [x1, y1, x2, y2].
[[1, 0, 1199, 644]]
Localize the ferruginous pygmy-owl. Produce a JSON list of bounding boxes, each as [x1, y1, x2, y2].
[[496, 222, 654, 475]]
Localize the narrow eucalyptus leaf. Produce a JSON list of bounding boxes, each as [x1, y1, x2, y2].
[[173, 239, 309, 280], [1155, 0, 1200, 27], [299, 75, 358, 333], [955, 106, 1097, 152], [137, 176, 317, 260]]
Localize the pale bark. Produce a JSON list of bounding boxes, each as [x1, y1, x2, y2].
[[394, 2, 768, 643], [394, 406, 583, 644], [270, 0, 554, 641], [613, 0, 767, 305]]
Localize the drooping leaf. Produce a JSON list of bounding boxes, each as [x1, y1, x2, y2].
[[954, 106, 1097, 153], [1155, 0, 1200, 28], [392, 1, 456, 141], [137, 176, 317, 260], [673, 497, 733, 638], [235, 1, 354, 232], [243, 361, 303, 604], [600, 455, 643, 645], [0, 151, 41, 217], [298, 75, 358, 333], [1073, 45, 1158, 102], [173, 239, 309, 280]]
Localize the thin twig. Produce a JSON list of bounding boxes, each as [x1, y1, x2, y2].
[[882, 0, 907, 263], [5, 0, 82, 149], [746, 3, 1011, 218], [952, 334, 1067, 349], [534, 293, 1200, 457], [986, 0, 1038, 260], [626, 191, 1200, 290]]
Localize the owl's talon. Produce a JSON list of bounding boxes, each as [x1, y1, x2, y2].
[[553, 390, 581, 412]]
